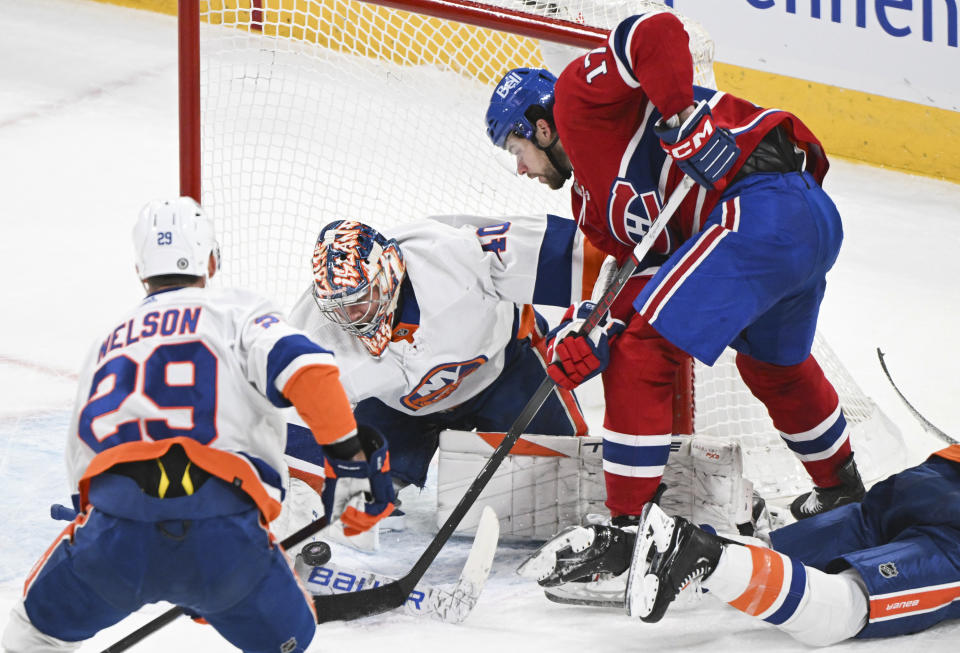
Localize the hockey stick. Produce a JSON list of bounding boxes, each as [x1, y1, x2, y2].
[[876, 347, 956, 445], [311, 175, 698, 623], [302, 506, 499, 624], [100, 516, 330, 653]]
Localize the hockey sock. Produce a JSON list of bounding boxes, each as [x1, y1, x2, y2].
[[736, 354, 852, 487], [601, 429, 670, 517], [702, 545, 867, 646]]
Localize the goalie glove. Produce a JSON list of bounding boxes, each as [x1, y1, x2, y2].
[[655, 100, 741, 191], [322, 425, 397, 537], [517, 523, 636, 587], [546, 301, 625, 390]]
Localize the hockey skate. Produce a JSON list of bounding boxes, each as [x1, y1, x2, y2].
[[626, 503, 724, 622], [790, 454, 865, 520], [543, 570, 630, 608], [517, 522, 636, 588]]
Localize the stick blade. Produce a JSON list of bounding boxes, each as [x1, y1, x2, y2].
[[313, 506, 499, 624], [459, 505, 499, 586], [314, 580, 410, 624], [426, 505, 500, 624]]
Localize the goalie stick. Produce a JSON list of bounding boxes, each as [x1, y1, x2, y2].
[[876, 348, 956, 445], [309, 174, 697, 624], [303, 506, 499, 624]]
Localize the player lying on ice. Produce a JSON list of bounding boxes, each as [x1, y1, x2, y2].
[[2, 198, 359, 653], [524, 440, 960, 646], [278, 216, 603, 549]]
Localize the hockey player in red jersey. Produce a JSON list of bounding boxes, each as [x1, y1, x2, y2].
[[486, 9, 864, 529], [1, 198, 376, 653]]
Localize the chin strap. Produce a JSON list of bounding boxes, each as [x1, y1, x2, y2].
[[536, 133, 572, 182]]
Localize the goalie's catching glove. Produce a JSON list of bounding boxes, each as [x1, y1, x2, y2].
[[322, 425, 397, 537], [655, 100, 741, 191], [546, 301, 625, 390], [517, 523, 636, 587]]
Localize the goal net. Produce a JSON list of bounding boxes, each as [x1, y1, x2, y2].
[[181, 0, 905, 501]]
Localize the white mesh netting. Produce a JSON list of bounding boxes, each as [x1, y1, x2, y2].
[[193, 0, 904, 500]]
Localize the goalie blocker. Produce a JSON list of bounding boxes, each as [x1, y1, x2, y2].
[[437, 430, 771, 539]]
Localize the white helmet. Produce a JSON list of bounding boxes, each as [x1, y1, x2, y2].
[[133, 197, 220, 281]]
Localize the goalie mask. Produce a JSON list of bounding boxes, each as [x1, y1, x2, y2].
[[312, 220, 406, 357], [133, 197, 220, 281]]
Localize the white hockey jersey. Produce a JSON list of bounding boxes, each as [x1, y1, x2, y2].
[[66, 286, 341, 519], [288, 214, 589, 416]]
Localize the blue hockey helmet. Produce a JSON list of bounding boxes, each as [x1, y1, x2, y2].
[[485, 68, 558, 149]]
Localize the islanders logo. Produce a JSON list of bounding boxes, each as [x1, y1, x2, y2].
[[401, 357, 488, 410]]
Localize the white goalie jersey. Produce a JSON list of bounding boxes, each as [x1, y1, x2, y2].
[[288, 214, 590, 415]]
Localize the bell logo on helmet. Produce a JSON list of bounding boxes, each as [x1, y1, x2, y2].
[[495, 72, 523, 98]]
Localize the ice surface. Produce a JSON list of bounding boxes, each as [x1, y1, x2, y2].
[[1, 1, 958, 650]]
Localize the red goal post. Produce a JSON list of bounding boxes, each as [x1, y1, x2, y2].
[[177, 0, 609, 200]]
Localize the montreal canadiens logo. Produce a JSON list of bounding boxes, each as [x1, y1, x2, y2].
[[608, 178, 662, 246], [401, 357, 487, 410]]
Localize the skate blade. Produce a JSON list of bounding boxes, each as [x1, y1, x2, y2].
[[625, 504, 674, 618], [516, 525, 593, 582], [544, 590, 624, 609]]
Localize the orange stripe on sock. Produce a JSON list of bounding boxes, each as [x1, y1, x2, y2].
[[728, 545, 785, 616]]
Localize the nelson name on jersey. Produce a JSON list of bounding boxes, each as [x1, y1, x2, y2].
[[97, 303, 203, 362]]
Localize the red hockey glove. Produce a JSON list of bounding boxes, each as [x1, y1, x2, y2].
[[546, 301, 626, 390], [321, 426, 396, 537], [655, 100, 741, 190]]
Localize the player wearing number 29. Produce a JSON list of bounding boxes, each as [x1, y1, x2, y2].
[[486, 9, 864, 524], [2, 198, 358, 653]]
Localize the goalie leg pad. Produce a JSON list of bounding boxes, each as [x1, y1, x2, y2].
[[661, 436, 769, 536], [272, 475, 330, 556], [438, 432, 605, 538]]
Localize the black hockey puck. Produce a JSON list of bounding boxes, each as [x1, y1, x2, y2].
[[301, 540, 332, 566]]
